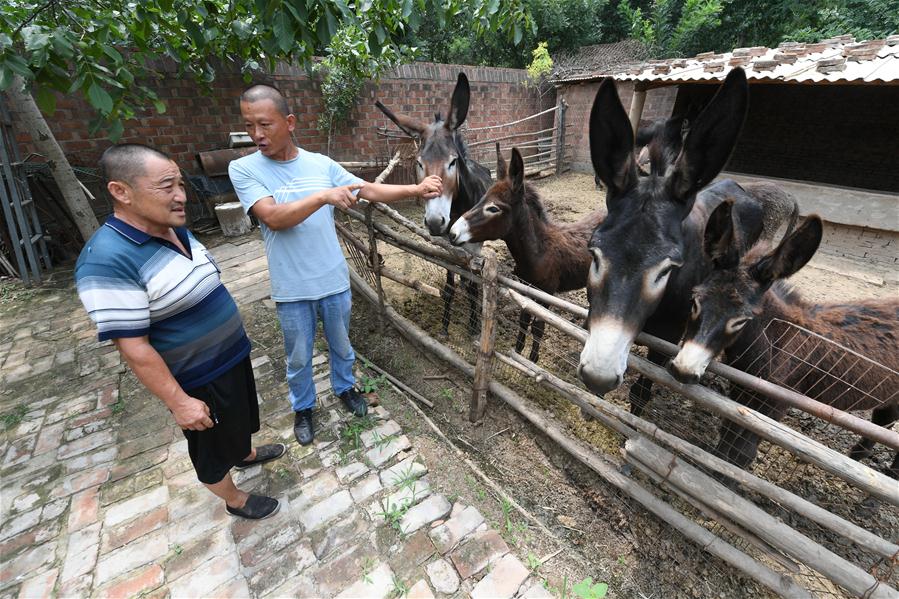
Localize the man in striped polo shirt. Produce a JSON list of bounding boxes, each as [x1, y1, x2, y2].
[[76, 144, 284, 520]]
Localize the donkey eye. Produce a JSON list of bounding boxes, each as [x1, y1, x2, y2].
[[725, 317, 751, 334], [691, 297, 701, 320], [448, 157, 457, 169], [485, 205, 501, 214]]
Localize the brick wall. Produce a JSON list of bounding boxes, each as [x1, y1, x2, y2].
[[673, 83, 899, 193], [12, 61, 555, 176], [819, 222, 898, 272], [556, 80, 677, 172]]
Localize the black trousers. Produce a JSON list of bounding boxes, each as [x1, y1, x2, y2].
[[182, 356, 260, 484]]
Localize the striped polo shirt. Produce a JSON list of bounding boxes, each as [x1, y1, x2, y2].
[[75, 216, 251, 390]]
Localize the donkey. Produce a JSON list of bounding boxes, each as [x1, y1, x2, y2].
[[375, 73, 493, 336], [669, 200, 899, 477], [448, 147, 605, 362], [577, 68, 798, 417]]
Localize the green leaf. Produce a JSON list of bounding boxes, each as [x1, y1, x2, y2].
[[35, 85, 57, 114], [153, 99, 167, 114], [324, 7, 338, 37], [107, 118, 124, 142], [4, 54, 33, 79], [87, 82, 113, 114], [102, 45, 123, 63], [0, 66, 14, 91], [513, 21, 522, 45], [273, 10, 293, 53]]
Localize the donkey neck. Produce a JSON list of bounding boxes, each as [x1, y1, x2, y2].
[[502, 197, 551, 278], [450, 158, 490, 223]]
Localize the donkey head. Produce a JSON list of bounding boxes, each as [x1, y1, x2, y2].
[[669, 200, 823, 383], [449, 147, 526, 245], [376, 72, 471, 235], [578, 68, 750, 395]]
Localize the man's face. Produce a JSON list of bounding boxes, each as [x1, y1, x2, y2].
[[240, 99, 295, 160], [121, 156, 187, 229]]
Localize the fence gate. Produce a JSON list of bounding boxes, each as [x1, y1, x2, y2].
[[0, 96, 50, 284]]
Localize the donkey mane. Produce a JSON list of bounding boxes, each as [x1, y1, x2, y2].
[[519, 183, 549, 223]]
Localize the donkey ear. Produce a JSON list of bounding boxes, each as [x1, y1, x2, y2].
[[704, 199, 740, 269], [750, 215, 823, 286], [668, 68, 748, 204], [446, 73, 470, 130], [509, 148, 525, 197], [375, 100, 426, 138], [495, 142, 507, 180], [589, 78, 637, 203]]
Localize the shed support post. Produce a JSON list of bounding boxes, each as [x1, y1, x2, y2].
[[628, 83, 648, 138], [555, 99, 567, 176]]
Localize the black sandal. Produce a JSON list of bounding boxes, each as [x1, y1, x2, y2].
[[226, 494, 280, 520], [234, 443, 286, 469]]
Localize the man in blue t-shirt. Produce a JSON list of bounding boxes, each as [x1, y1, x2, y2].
[[76, 144, 286, 520], [229, 84, 442, 446]]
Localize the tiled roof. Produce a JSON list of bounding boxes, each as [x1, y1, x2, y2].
[[556, 35, 899, 86]]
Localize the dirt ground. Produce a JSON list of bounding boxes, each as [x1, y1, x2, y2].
[[344, 171, 898, 598]]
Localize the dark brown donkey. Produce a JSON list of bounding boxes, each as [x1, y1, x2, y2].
[[376, 73, 493, 336], [448, 147, 604, 362], [670, 200, 899, 477], [577, 68, 797, 417]]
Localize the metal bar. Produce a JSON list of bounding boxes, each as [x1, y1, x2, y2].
[[467, 127, 557, 148], [465, 105, 558, 132]]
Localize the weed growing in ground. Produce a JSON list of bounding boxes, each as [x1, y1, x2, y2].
[[1, 404, 27, 430], [501, 498, 515, 535], [439, 387, 454, 401], [553, 576, 609, 599], [340, 414, 376, 450], [110, 398, 126, 416], [361, 557, 376, 584], [390, 575, 409, 598], [371, 430, 398, 451], [360, 372, 387, 394], [393, 464, 421, 491], [526, 552, 541, 574]]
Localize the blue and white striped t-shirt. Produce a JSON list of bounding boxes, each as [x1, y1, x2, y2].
[[75, 217, 251, 390], [228, 147, 364, 301]]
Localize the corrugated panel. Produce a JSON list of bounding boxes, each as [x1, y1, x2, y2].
[[557, 37, 899, 86]]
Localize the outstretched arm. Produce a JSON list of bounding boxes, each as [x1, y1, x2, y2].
[[250, 184, 365, 230], [358, 175, 442, 204]]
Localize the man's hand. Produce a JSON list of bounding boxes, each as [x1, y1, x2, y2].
[[320, 183, 364, 210], [416, 175, 443, 199], [173, 396, 214, 431]]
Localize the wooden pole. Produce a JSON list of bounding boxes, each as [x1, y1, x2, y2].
[[505, 351, 899, 561], [348, 268, 810, 599], [470, 248, 498, 422], [503, 287, 899, 506], [365, 204, 386, 331], [625, 437, 898, 598], [628, 83, 647, 138], [555, 99, 567, 176]]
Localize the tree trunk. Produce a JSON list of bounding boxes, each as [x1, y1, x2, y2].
[[6, 75, 99, 242]]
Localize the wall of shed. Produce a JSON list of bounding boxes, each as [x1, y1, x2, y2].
[[555, 81, 677, 173], [673, 83, 899, 193]]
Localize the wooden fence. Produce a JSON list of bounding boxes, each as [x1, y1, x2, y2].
[[335, 163, 899, 598]]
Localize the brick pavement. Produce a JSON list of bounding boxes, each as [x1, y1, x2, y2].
[[0, 235, 551, 598]]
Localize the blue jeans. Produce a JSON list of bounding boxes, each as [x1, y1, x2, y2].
[[276, 289, 356, 412]]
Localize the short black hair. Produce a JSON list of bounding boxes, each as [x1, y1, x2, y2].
[[240, 84, 291, 116], [99, 143, 172, 186]]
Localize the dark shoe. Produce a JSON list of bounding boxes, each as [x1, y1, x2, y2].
[[339, 388, 368, 417], [234, 443, 286, 469], [226, 494, 280, 520], [294, 409, 314, 446]]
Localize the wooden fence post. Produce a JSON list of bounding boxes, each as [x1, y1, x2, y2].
[[470, 248, 498, 422], [555, 99, 567, 176], [365, 203, 387, 331]]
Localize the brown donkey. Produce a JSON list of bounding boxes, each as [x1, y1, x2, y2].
[[448, 147, 604, 362], [670, 200, 899, 477]]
